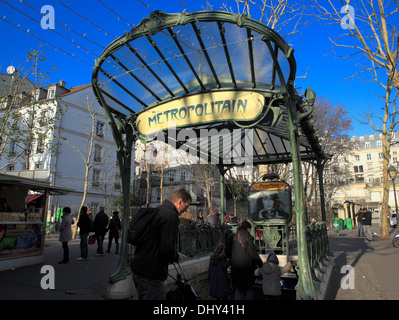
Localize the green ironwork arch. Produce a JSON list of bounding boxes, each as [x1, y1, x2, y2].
[[92, 10, 329, 300]]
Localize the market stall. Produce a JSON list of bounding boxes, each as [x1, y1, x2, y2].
[[0, 173, 72, 271]]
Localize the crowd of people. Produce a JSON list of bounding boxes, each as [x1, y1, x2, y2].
[[57, 190, 295, 300], [57, 206, 122, 264]]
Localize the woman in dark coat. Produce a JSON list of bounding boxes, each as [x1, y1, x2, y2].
[[107, 211, 122, 254], [208, 243, 231, 299], [226, 221, 263, 300]]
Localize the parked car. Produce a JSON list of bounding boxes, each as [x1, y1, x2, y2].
[[390, 213, 397, 227]]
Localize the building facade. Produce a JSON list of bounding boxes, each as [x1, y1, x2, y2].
[[331, 132, 399, 222], [0, 73, 125, 218]]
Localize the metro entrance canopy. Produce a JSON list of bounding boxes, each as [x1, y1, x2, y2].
[[92, 10, 330, 300]]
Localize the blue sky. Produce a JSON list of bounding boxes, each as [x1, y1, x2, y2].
[[0, 0, 397, 137]]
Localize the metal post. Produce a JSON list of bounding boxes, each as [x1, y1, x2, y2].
[[218, 166, 226, 225], [286, 94, 317, 300], [317, 158, 327, 222]]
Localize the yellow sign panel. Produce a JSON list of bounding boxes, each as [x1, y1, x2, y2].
[[251, 182, 287, 191], [135, 91, 265, 136]]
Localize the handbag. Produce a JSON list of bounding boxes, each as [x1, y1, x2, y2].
[[88, 234, 96, 245]]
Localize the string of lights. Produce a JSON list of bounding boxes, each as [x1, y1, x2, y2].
[[1, 0, 100, 58], [0, 15, 94, 67]]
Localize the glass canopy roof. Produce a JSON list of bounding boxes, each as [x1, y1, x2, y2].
[[92, 10, 328, 166]]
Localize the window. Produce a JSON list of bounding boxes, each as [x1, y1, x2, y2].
[[180, 170, 186, 181], [367, 154, 371, 160], [96, 121, 105, 138], [379, 152, 383, 159], [35, 161, 42, 169], [49, 88, 55, 99], [365, 142, 371, 149], [92, 169, 101, 187], [7, 164, 14, 171], [168, 170, 176, 182], [94, 144, 102, 162], [8, 140, 16, 157], [114, 172, 121, 190], [377, 141, 382, 148], [36, 138, 44, 154]]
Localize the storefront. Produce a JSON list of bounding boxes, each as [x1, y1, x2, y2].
[[0, 173, 71, 271]]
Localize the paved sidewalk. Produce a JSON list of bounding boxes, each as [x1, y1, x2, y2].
[[1, 227, 398, 300], [325, 226, 399, 300], [0, 234, 120, 300]]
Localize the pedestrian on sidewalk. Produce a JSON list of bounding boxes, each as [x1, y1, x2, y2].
[[94, 207, 109, 256], [131, 188, 191, 300], [355, 208, 365, 237], [226, 220, 263, 300], [76, 206, 92, 260], [58, 207, 73, 264], [107, 211, 121, 254], [362, 208, 373, 241], [208, 243, 231, 300]]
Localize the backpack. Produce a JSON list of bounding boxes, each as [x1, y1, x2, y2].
[[127, 207, 159, 246]]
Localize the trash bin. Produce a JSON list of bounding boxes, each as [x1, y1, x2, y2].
[[332, 218, 343, 230], [345, 218, 353, 230]]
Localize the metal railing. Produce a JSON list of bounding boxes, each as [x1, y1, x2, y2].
[[306, 221, 330, 275], [177, 223, 230, 257]]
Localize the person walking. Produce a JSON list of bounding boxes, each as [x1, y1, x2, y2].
[[94, 207, 109, 256], [362, 207, 373, 242], [76, 206, 92, 260], [260, 252, 293, 300], [355, 208, 365, 237], [107, 211, 121, 254], [58, 207, 73, 264], [208, 243, 231, 300], [226, 220, 263, 300], [131, 188, 191, 300]]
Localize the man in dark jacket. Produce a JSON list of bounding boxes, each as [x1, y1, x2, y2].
[[76, 206, 92, 260], [355, 209, 365, 237], [107, 211, 122, 254], [94, 207, 109, 255], [131, 189, 192, 300]]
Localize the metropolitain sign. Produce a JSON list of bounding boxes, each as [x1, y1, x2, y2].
[[135, 91, 265, 136]]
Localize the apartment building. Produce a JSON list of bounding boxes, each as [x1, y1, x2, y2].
[[0, 72, 125, 217], [332, 132, 399, 216]]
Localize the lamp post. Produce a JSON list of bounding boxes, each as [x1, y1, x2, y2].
[[208, 177, 215, 211], [388, 165, 399, 229]]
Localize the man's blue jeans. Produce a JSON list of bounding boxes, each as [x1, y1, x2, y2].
[[358, 222, 364, 236], [96, 235, 105, 254]]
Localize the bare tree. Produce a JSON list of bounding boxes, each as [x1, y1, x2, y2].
[[60, 96, 105, 210], [0, 47, 60, 170], [205, 0, 307, 38], [312, 0, 399, 239]]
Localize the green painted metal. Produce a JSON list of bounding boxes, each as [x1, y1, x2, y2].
[[92, 10, 330, 299]]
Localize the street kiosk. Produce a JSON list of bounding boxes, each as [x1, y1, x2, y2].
[[0, 173, 71, 271]]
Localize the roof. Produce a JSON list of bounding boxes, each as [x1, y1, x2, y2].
[[0, 173, 74, 195], [92, 10, 329, 167], [60, 83, 91, 97]]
